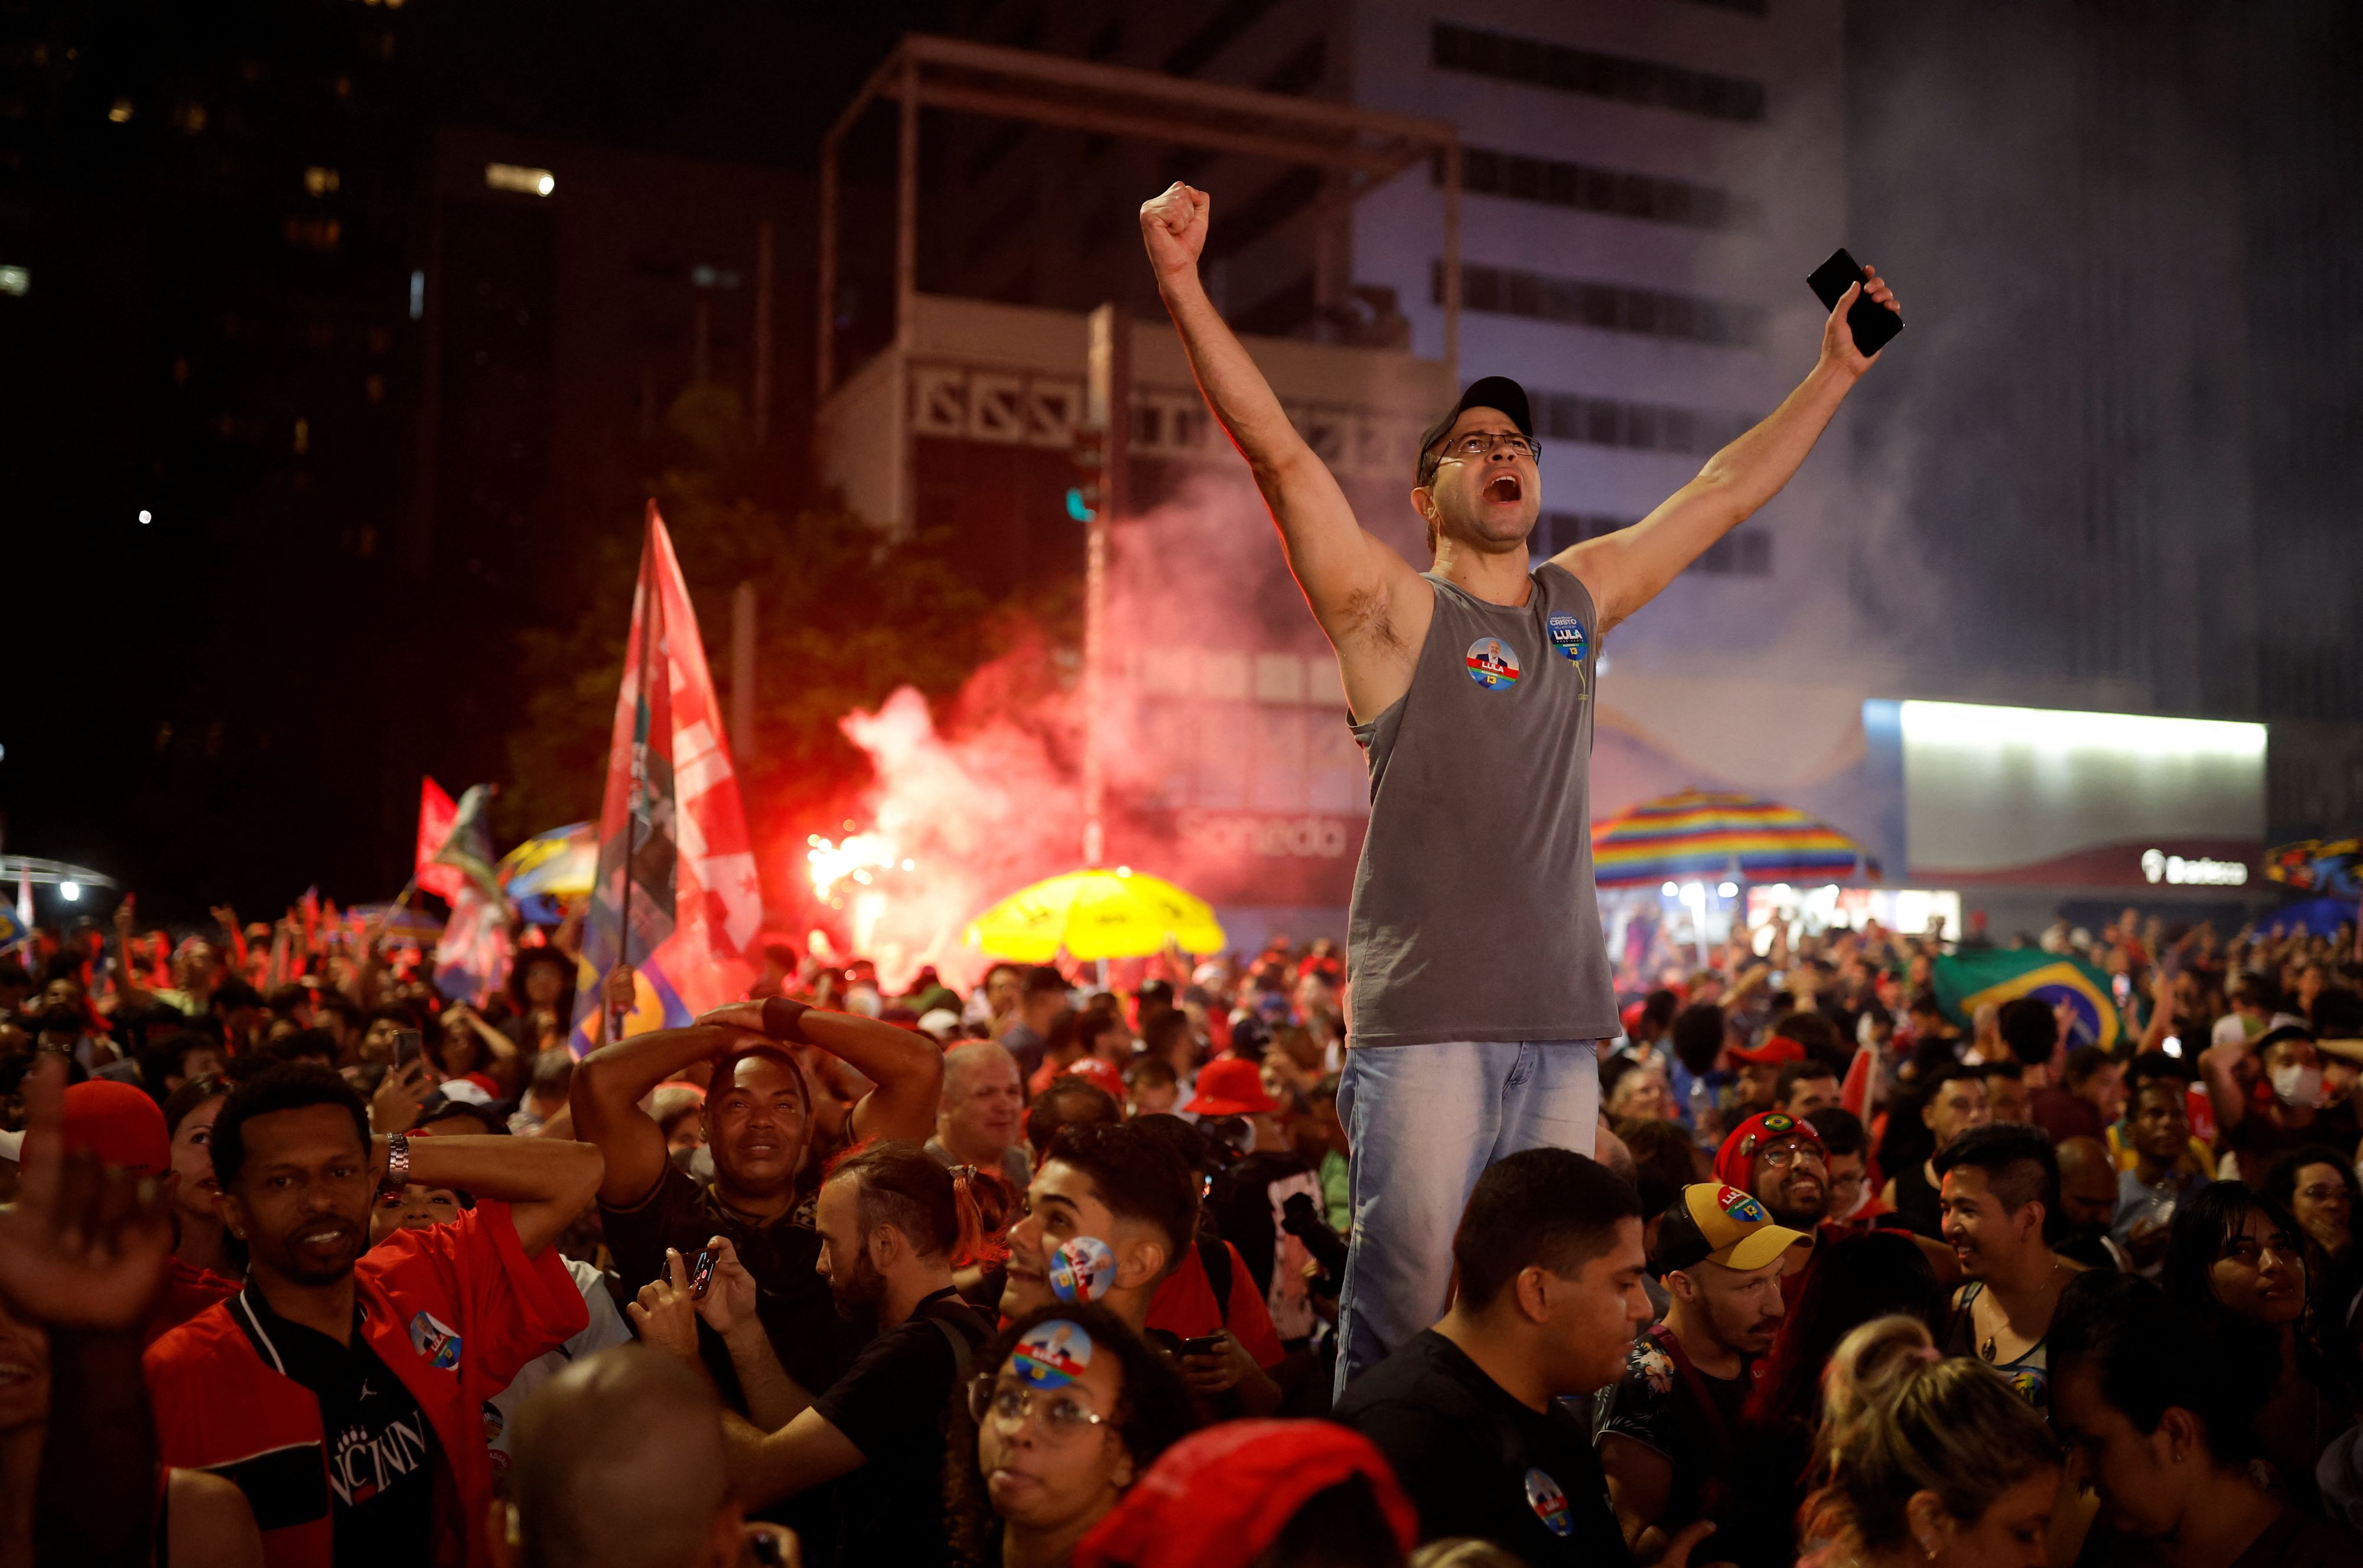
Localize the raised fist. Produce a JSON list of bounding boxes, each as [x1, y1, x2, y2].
[[1139, 181, 1211, 285]]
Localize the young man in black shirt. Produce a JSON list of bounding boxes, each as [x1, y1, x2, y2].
[[1882, 1066, 1991, 1239], [1597, 1183, 1803, 1551], [636, 1140, 993, 1568], [570, 996, 942, 1403], [1336, 1149, 1710, 1567]]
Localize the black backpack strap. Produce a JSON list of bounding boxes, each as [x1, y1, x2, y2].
[[929, 1313, 974, 1386], [1196, 1235, 1233, 1323]]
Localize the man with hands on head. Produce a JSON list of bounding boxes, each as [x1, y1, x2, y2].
[[570, 994, 943, 1404], [143, 1062, 605, 1568], [1137, 180, 1903, 1399]]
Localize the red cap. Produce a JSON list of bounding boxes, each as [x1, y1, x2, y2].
[[1712, 1110, 1824, 1190], [1059, 1058, 1127, 1100], [1073, 1420, 1417, 1568], [1182, 1055, 1280, 1117], [1726, 1035, 1808, 1067], [62, 1081, 171, 1178]]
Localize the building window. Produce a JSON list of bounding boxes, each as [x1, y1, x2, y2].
[[1680, 0, 1769, 12], [284, 216, 341, 252], [1437, 146, 1750, 230], [1437, 261, 1762, 346], [1537, 511, 1770, 575], [484, 162, 555, 197], [1532, 389, 1751, 456], [1431, 22, 1767, 122]]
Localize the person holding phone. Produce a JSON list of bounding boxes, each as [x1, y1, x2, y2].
[[630, 1143, 994, 1568], [1137, 180, 1902, 1398]]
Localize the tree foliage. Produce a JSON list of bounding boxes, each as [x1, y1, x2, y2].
[[501, 386, 1005, 853]]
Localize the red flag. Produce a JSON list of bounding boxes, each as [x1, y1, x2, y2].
[[569, 503, 763, 1046], [416, 777, 461, 899]]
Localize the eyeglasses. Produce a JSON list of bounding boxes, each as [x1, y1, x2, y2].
[[1437, 431, 1541, 463], [1759, 1143, 1825, 1170], [967, 1376, 1109, 1439]]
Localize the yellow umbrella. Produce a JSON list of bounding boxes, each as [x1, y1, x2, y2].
[[966, 868, 1227, 963]]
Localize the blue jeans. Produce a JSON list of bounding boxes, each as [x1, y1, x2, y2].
[[1332, 1039, 1600, 1402]]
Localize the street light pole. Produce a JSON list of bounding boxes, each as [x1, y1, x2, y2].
[[1082, 302, 1130, 870]]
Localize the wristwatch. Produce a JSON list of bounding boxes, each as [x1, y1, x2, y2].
[[378, 1131, 411, 1195], [760, 997, 812, 1043]]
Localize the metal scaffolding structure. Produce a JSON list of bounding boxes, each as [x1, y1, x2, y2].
[[816, 32, 1463, 401]]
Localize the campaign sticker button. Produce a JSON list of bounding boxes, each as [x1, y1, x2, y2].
[[1047, 1235, 1118, 1304], [1524, 1467, 1573, 1537], [1465, 637, 1522, 691], [1547, 613, 1587, 664], [1013, 1319, 1094, 1389]]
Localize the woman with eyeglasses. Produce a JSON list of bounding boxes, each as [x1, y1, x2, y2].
[[946, 1303, 1196, 1568], [2263, 1144, 2363, 1320], [2161, 1180, 2363, 1509]]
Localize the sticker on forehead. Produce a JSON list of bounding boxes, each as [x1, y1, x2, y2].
[[1048, 1235, 1118, 1304], [1012, 1319, 1095, 1389]]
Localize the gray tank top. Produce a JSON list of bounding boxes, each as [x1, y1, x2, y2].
[[1345, 562, 1616, 1046]]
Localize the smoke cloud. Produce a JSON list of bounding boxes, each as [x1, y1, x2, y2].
[[816, 469, 1339, 991]]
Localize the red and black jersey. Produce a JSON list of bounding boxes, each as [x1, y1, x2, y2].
[[144, 1202, 587, 1568]]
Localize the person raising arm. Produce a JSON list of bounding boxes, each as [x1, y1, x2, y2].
[[1141, 178, 1903, 1400], [1138, 179, 1899, 719]]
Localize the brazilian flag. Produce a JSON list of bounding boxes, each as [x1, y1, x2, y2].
[[1932, 951, 2128, 1052]]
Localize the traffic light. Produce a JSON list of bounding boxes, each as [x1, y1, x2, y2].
[[1069, 425, 1106, 522]]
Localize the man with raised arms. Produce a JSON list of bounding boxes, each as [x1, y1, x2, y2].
[[1137, 181, 1902, 1395]]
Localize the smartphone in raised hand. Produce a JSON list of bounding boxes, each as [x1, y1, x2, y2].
[[1807, 246, 1904, 356]]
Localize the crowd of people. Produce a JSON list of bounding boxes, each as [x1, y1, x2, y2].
[[1, 901, 2362, 1568]]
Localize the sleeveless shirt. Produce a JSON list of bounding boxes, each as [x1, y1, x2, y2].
[[1345, 562, 1617, 1046]]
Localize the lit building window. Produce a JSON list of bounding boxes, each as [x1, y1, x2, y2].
[[284, 217, 341, 252], [409, 269, 425, 320], [108, 97, 134, 123], [0, 266, 27, 296], [294, 418, 310, 455], [484, 162, 555, 197], [305, 166, 340, 195]]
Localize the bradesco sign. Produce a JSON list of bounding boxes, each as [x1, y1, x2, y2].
[[1898, 701, 2266, 889], [2141, 848, 2250, 886]]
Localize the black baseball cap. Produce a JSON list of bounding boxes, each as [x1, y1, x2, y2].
[[1416, 375, 1534, 480]]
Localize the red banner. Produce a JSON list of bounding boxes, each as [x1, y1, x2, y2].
[[415, 776, 461, 899]]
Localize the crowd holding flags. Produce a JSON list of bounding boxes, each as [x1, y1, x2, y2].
[[430, 784, 513, 1005], [382, 507, 761, 1034]]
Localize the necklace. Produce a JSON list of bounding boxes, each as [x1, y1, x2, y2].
[[1978, 1261, 2063, 1362]]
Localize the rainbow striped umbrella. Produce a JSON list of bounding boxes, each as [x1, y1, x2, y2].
[[1591, 789, 1864, 888]]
